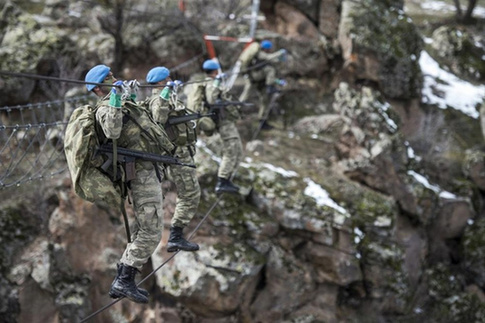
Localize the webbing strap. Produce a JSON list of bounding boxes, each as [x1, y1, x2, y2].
[[120, 197, 131, 244], [112, 139, 118, 182], [122, 110, 172, 156]]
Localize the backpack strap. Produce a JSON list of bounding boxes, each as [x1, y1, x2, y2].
[[122, 110, 173, 156]]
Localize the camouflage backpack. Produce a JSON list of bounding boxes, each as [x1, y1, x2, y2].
[[237, 42, 260, 69], [64, 105, 124, 209]]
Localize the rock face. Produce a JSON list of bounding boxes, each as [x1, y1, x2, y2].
[[338, 0, 423, 99], [2, 0, 485, 322], [430, 25, 485, 82]]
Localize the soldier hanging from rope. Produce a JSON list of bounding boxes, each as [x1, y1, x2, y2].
[[145, 66, 200, 253], [237, 39, 287, 130], [188, 59, 243, 194], [83, 64, 175, 304]]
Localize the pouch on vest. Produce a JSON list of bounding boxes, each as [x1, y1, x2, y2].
[[164, 108, 198, 146]]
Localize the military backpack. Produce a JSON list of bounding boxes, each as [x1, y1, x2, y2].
[[64, 105, 124, 209]]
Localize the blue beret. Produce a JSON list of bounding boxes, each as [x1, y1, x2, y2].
[[85, 64, 110, 91], [261, 40, 273, 50], [146, 66, 170, 83], [202, 60, 220, 71]]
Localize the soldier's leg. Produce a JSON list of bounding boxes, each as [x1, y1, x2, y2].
[[218, 122, 243, 179], [264, 64, 276, 87], [169, 148, 201, 227], [111, 162, 163, 303], [239, 75, 253, 102], [166, 147, 200, 252], [258, 89, 269, 120], [120, 162, 164, 268]]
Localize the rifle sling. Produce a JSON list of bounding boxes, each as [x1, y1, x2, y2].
[[112, 139, 117, 182]]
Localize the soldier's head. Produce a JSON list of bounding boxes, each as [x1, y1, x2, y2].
[[202, 59, 220, 77], [260, 40, 273, 52], [85, 64, 116, 96], [146, 66, 171, 87]]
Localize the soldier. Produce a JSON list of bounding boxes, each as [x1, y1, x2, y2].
[[188, 59, 243, 194], [84, 64, 175, 304], [145, 66, 200, 252], [237, 39, 287, 130]]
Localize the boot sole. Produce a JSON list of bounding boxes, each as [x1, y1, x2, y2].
[[110, 290, 148, 303], [167, 246, 200, 252], [109, 289, 149, 299]]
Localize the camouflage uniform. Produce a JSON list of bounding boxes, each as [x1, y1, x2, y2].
[[147, 89, 201, 228], [96, 95, 174, 269], [238, 43, 279, 120], [193, 78, 243, 180]]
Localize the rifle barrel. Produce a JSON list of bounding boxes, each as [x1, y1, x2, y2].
[[98, 145, 196, 168]]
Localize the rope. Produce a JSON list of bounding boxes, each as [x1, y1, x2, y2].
[[0, 95, 94, 189], [0, 52, 356, 323], [79, 195, 223, 323]]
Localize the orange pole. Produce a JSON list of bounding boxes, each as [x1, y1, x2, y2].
[[203, 36, 217, 59], [178, 0, 185, 12]]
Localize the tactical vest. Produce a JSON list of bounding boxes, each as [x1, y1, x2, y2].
[[104, 98, 175, 156], [165, 108, 198, 147], [146, 96, 197, 147]]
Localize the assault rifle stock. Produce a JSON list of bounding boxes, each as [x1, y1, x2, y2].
[[97, 144, 196, 181]]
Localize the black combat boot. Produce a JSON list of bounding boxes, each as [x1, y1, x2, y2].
[[167, 226, 200, 252], [215, 177, 239, 195], [109, 263, 149, 299], [109, 263, 148, 304]]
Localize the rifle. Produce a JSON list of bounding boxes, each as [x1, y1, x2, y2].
[[206, 100, 254, 120], [97, 143, 196, 181], [166, 112, 215, 126]]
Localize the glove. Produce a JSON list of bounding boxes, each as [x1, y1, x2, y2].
[[109, 80, 123, 108], [275, 78, 287, 86], [160, 86, 171, 100], [111, 80, 124, 95], [124, 79, 140, 100], [173, 80, 183, 87], [213, 73, 225, 88]]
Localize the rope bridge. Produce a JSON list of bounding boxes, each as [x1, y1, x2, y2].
[[0, 95, 95, 189]]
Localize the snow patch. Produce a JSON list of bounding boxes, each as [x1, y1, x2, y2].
[[407, 170, 458, 199], [420, 51, 485, 119], [303, 178, 347, 214]]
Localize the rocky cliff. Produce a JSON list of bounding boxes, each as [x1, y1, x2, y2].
[[1, 0, 485, 322]]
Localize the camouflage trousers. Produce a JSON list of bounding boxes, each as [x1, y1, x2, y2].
[[120, 161, 164, 269], [239, 77, 272, 120], [167, 146, 201, 228], [218, 121, 243, 179]]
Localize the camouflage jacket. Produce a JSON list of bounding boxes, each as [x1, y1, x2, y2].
[[95, 94, 175, 155]]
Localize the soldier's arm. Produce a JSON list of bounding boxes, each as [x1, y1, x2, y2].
[[258, 50, 284, 62], [95, 103, 123, 139], [205, 82, 221, 105], [150, 97, 171, 125]]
